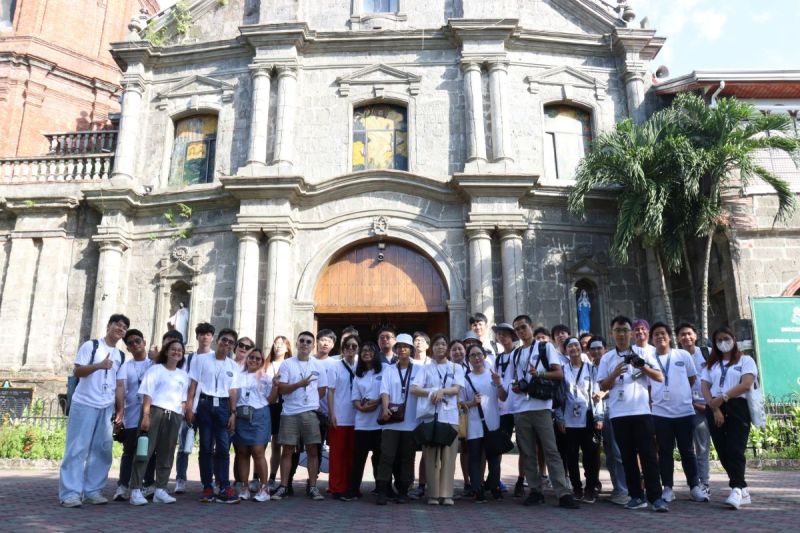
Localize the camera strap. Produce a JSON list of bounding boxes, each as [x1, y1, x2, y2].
[[512, 345, 535, 381], [341, 359, 355, 390], [465, 374, 490, 433]]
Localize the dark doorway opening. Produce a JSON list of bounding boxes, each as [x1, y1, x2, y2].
[[316, 312, 449, 347]]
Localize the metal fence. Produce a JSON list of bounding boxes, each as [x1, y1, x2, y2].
[[1, 398, 68, 432]]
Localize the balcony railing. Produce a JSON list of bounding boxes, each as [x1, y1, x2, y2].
[[1, 130, 117, 183]]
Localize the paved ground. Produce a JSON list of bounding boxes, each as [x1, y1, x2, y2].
[[2, 454, 799, 533]]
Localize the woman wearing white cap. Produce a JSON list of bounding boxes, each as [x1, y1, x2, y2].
[[411, 337, 465, 505], [558, 337, 602, 503]]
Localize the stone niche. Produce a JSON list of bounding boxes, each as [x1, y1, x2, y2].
[[153, 246, 201, 351]]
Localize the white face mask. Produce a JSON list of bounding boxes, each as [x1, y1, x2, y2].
[[716, 339, 735, 353]]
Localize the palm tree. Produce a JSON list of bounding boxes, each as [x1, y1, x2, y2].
[[670, 93, 799, 342]]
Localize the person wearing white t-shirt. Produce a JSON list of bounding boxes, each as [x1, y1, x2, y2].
[[558, 338, 602, 503], [129, 340, 190, 506], [411, 339, 465, 505], [632, 319, 656, 359], [501, 316, 578, 509], [461, 345, 507, 503], [59, 314, 129, 508], [315, 329, 339, 447], [490, 323, 518, 496], [469, 313, 498, 358], [273, 331, 329, 501], [185, 328, 241, 504], [113, 329, 155, 502], [412, 331, 431, 365], [701, 327, 758, 510], [648, 322, 708, 504], [326, 335, 359, 500], [597, 315, 666, 512], [375, 334, 420, 505], [676, 321, 711, 493], [265, 335, 292, 491]]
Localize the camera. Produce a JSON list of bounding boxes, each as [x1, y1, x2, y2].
[[623, 353, 646, 368], [516, 379, 529, 393]]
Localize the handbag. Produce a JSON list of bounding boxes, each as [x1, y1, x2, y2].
[[746, 378, 767, 429], [464, 375, 513, 455], [413, 412, 458, 447], [378, 364, 412, 426], [236, 404, 254, 422], [458, 406, 469, 439]]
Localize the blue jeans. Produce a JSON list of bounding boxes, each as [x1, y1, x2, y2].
[[196, 397, 231, 490], [602, 411, 627, 494], [693, 411, 711, 485], [59, 402, 114, 502], [175, 420, 192, 481]]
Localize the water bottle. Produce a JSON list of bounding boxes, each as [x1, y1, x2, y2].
[[136, 433, 149, 459], [182, 427, 194, 454]]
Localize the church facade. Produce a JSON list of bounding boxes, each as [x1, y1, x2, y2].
[[1, 0, 684, 392]]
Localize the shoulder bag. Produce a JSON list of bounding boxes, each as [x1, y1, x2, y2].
[[465, 374, 513, 456]]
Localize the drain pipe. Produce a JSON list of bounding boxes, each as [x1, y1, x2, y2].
[[710, 80, 725, 107]]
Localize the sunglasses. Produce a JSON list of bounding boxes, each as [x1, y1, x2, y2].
[[247, 355, 263, 362], [237, 342, 254, 350], [297, 338, 313, 345], [218, 337, 235, 345], [343, 343, 359, 350]]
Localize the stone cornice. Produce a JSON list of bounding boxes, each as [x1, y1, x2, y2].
[[452, 174, 537, 199], [83, 184, 237, 216], [3, 195, 80, 214], [220, 176, 306, 202], [447, 19, 521, 44], [239, 23, 314, 49], [611, 28, 665, 62]]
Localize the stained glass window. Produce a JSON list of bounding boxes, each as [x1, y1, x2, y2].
[[363, 0, 398, 13], [169, 115, 217, 186], [543, 105, 592, 180], [0, 0, 16, 28], [352, 104, 408, 172]]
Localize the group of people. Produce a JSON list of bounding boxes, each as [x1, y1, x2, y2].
[[58, 311, 759, 512]]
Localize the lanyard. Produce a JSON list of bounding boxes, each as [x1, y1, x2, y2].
[[397, 364, 412, 398], [213, 359, 226, 392], [512, 345, 535, 381], [655, 350, 672, 387], [719, 360, 733, 388], [615, 349, 631, 382], [496, 352, 511, 375], [434, 364, 451, 388], [342, 360, 355, 390]]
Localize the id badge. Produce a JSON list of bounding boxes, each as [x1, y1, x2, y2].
[[617, 389, 624, 400], [303, 395, 309, 405], [212, 397, 220, 407], [571, 384, 577, 396], [663, 389, 671, 401]]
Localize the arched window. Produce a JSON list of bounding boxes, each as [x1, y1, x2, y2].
[[364, 0, 398, 12], [0, 0, 16, 28], [352, 104, 408, 171], [169, 114, 217, 186], [543, 104, 592, 180]]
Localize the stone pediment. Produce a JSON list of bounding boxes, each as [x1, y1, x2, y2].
[[157, 246, 200, 280], [157, 75, 235, 102], [524, 66, 607, 100], [566, 256, 608, 277], [336, 64, 421, 97]]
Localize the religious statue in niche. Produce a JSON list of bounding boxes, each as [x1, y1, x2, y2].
[[577, 289, 591, 334], [168, 302, 189, 341]]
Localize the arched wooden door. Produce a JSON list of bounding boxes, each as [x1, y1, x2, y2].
[[314, 241, 450, 340]]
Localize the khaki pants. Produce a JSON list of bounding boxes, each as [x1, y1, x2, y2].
[[422, 424, 459, 499], [514, 409, 570, 497], [131, 406, 182, 490]]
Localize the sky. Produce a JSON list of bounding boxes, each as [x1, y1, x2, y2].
[[157, 0, 800, 77]]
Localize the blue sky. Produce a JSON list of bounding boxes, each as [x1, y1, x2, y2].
[[158, 0, 799, 76], [632, 0, 800, 77]]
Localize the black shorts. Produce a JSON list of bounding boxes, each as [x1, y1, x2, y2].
[[269, 402, 282, 435], [500, 413, 515, 437]]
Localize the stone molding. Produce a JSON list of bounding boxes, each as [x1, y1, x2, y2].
[[524, 65, 608, 101], [336, 63, 421, 97], [155, 75, 235, 109]]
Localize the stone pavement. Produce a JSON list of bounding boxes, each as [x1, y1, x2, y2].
[[2, 454, 799, 533]]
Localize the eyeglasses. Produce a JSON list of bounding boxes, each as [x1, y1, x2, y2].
[[247, 355, 263, 362], [612, 328, 632, 334], [218, 337, 235, 345], [237, 342, 254, 350], [343, 344, 359, 350], [297, 338, 313, 345]]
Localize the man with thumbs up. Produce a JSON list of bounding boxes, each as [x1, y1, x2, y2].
[[60, 314, 130, 508]]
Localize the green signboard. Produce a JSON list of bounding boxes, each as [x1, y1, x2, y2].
[[750, 297, 800, 399]]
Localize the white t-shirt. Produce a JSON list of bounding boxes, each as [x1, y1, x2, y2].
[[596, 347, 658, 419], [188, 353, 239, 398], [494, 351, 514, 416], [689, 347, 708, 405], [380, 363, 420, 432], [501, 342, 561, 414], [351, 369, 383, 430], [279, 356, 328, 416], [117, 358, 154, 428], [138, 364, 190, 415], [633, 344, 656, 358], [315, 356, 339, 417], [563, 361, 598, 429], [461, 370, 501, 439], [72, 339, 124, 409], [650, 349, 697, 418], [412, 361, 465, 425], [235, 371, 273, 410], [328, 359, 357, 427], [701, 355, 758, 397]]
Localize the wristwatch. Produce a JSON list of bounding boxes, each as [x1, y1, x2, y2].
[[722, 392, 730, 402]]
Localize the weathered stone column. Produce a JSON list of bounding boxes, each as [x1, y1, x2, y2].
[[272, 66, 298, 168], [499, 228, 525, 322], [246, 66, 272, 167], [91, 239, 128, 338], [0, 237, 39, 369], [263, 230, 293, 348], [462, 61, 487, 163], [467, 227, 494, 327], [488, 60, 513, 162], [623, 63, 647, 123], [233, 230, 261, 339], [111, 75, 145, 185]]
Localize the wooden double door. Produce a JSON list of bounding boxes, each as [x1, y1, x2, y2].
[[314, 240, 450, 343]]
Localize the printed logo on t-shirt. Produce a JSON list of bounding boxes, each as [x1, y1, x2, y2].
[[226, 371, 233, 377], [675, 361, 685, 367], [375, 375, 382, 381], [734, 366, 742, 371]]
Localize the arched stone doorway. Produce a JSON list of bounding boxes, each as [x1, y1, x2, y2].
[[314, 240, 450, 342]]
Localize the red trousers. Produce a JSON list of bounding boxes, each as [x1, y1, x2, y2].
[[327, 425, 355, 494]]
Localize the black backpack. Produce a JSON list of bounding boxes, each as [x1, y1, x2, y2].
[[537, 341, 567, 411], [66, 339, 125, 415]]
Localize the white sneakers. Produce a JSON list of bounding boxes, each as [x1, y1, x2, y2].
[[61, 497, 82, 508], [113, 485, 129, 502], [253, 487, 271, 502], [154, 488, 176, 504], [725, 487, 751, 509], [174, 479, 187, 494], [83, 493, 108, 505], [661, 486, 675, 502], [690, 485, 710, 502], [239, 489, 250, 501], [129, 489, 148, 506], [249, 480, 260, 493]]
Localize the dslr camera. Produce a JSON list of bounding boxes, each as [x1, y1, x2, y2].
[[623, 353, 646, 368]]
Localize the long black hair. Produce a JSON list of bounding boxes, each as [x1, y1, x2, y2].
[[355, 341, 382, 377]]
